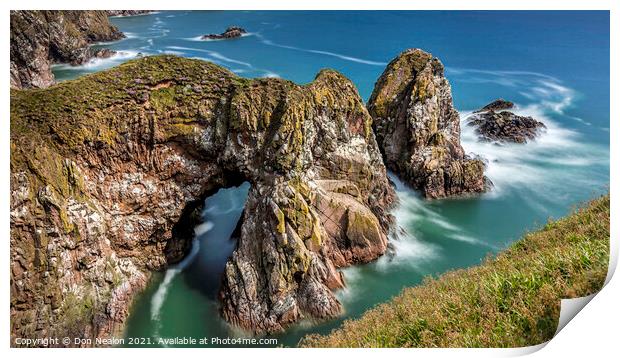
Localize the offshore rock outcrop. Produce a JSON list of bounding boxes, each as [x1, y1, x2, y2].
[[202, 26, 248, 40], [107, 10, 155, 17], [10, 56, 395, 345], [10, 10, 124, 89], [367, 49, 488, 199], [468, 100, 546, 143]]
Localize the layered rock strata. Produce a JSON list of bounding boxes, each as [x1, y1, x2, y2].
[[10, 56, 395, 345], [10, 10, 124, 89], [367, 49, 488, 199]]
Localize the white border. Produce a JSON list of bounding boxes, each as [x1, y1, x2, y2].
[[2, 1, 616, 357]]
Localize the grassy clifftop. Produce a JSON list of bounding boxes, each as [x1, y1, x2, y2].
[[301, 195, 610, 347]]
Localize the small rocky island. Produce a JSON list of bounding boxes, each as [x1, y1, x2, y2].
[[201, 26, 247, 40], [467, 99, 546, 143]]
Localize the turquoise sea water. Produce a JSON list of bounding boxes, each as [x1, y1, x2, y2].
[[53, 11, 610, 347]]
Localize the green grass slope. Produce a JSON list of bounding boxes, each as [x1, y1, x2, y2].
[[301, 195, 610, 347]]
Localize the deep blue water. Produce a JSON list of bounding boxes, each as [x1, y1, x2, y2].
[[53, 11, 609, 347]]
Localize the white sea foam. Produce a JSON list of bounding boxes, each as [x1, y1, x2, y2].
[[392, 174, 497, 252], [446, 67, 559, 81], [304, 49, 387, 66], [256, 34, 387, 66], [158, 50, 184, 56], [150, 235, 203, 323], [449, 233, 497, 249], [377, 174, 442, 267], [184, 51, 279, 79], [194, 221, 215, 236], [184, 35, 205, 42], [166, 46, 253, 67], [150, 232, 205, 347], [206, 51, 252, 67], [188, 56, 278, 79], [52, 50, 142, 71], [335, 266, 366, 304], [464, 112, 595, 171], [204, 202, 244, 215], [261, 71, 280, 78]]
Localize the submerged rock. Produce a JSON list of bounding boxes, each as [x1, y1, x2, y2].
[[367, 48, 489, 199], [468, 100, 546, 143], [201, 26, 247, 40], [10, 10, 124, 89], [10, 56, 396, 344]]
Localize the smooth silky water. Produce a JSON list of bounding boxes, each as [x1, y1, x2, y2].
[[52, 11, 610, 347]]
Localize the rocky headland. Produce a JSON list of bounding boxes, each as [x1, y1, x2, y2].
[[10, 11, 492, 345], [367, 49, 489, 199], [10, 11, 125, 89], [467, 99, 546, 143], [10, 55, 397, 344], [202, 26, 248, 40]]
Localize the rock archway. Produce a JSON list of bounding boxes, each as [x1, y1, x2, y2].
[[10, 55, 396, 343]]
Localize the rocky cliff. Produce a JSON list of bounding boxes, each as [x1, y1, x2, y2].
[[10, 55, 395, 344], [367, 49, 488, 198], [10, 10, 124, 89]]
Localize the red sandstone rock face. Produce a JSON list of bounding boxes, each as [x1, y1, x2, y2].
[[10, 56, 395, 345], [368, 49, 489, 199]]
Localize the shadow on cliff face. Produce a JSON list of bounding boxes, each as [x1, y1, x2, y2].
[[164, 167, 248, 263]]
